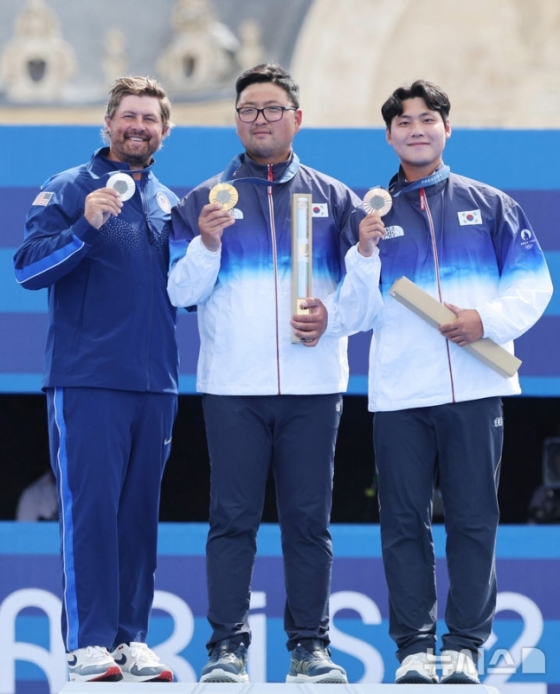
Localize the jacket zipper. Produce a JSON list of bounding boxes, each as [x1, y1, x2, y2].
[[267, 165, 282, 394], [420, 188, 456, 402], [140, 176, 155, 392]]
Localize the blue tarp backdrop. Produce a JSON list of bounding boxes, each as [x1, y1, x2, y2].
[[1, 125, 558, 394]]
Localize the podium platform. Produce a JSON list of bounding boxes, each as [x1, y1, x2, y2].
[[58, 684, 501, 694]]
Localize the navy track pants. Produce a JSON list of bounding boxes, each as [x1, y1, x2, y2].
[[373, 397, 503, 662], [202, 393, 342, 651], [47, 387, 177, 651]]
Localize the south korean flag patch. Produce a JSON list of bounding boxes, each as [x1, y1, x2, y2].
[[458, 209, 482, 225], [312, 203, 328, 217]]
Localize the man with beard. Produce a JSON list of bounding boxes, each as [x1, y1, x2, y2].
[[14, 77, 179, 684]]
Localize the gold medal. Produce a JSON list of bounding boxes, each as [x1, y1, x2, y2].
[[363, 187, 392, 216], [209, 183, 238, 211]]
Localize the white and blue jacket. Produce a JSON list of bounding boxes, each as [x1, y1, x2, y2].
[[167, 151, 367, 395], [338, 166, 553, 412], [14, 148, 179, 393]]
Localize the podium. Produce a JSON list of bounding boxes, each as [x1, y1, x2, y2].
[[58, 683, 501, 694]]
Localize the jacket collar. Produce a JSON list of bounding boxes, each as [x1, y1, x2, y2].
[[87, 147, 156, 181], [220, 151, 300, 186], [389, 163, 450, 198]]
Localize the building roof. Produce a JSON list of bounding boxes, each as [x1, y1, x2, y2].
[[0, 0, 312, 105]]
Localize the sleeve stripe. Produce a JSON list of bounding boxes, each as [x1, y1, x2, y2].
[[15, 236, 85, 285]]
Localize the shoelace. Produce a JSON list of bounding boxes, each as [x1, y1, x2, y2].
[[128, 644, 161, 663], [85, 646, 110, 658]]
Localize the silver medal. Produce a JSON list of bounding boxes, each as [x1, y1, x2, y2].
[[107, 172, 136, 202]]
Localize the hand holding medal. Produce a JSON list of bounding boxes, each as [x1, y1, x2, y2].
[[362, 187, 392, 216], [209, 183, 238, 211], [198, 183, 238, 252], [359, 187, 391, 257], [84, 173, 132, 229]]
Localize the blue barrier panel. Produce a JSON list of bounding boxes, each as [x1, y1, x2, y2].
[[1, 126, 558, 395], [0, 522, 558, 692]]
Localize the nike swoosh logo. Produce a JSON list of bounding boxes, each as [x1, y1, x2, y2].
[[164, 437, 172, 445], [113, 655, 127, 666], [67, 656, 78, 666]]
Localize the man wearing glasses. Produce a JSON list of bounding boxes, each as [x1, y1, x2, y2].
[[168, 63, 383, 683]]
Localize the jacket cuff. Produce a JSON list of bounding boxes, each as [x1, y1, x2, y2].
[[345, 243, 380, 267], [190, 234, 221, 258], [476, 303, 507, 343]]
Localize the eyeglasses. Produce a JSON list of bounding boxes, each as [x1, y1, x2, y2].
[[236, 106, 297, 123]]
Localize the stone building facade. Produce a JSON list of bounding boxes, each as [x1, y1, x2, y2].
[[0, 0, 559, 127]]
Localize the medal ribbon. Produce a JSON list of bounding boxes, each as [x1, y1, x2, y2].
[[390, 165, 450, 197]]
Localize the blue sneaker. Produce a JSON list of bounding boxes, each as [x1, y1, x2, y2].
[[286, 640, 348, 683], [200, 639, 249, 683]]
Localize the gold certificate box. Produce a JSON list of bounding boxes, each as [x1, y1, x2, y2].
[[291, 194, 313, 343], [388, 276, 521, 378]]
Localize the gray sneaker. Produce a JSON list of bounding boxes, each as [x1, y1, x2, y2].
[[200, 639, 249, 683], [286, 640, 348, 683]]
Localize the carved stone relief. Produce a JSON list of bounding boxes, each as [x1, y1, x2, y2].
[[103, 28, 128, 89], [157, 0, 239, 94], [0, 0, 76, 103]]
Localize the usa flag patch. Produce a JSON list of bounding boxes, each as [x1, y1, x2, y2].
[[458, 209, 482, 225], [32, 191, 54, 206]]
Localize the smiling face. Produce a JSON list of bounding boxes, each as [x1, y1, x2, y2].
[[387, 96, 451, 181], [104, 94, 169, 169], [235, 82, 302, 165]]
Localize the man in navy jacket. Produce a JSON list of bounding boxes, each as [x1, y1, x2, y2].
[[168, 63, 384, 685], [342, 79, 552, 685], [14, 76, 179, 684]]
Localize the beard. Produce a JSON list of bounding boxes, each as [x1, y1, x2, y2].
[[109, 133, 159, 168]]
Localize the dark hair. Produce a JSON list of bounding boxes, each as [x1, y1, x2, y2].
[[381, 80, 450, 127], [235, 63, 300, 108], [103, 76, 172, 140]]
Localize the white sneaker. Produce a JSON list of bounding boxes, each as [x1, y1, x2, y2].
[[112, 642, 174, 682], [395, 652, 438, 684], [441, 649, 480, 684], [67, 646, 123, 682]]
